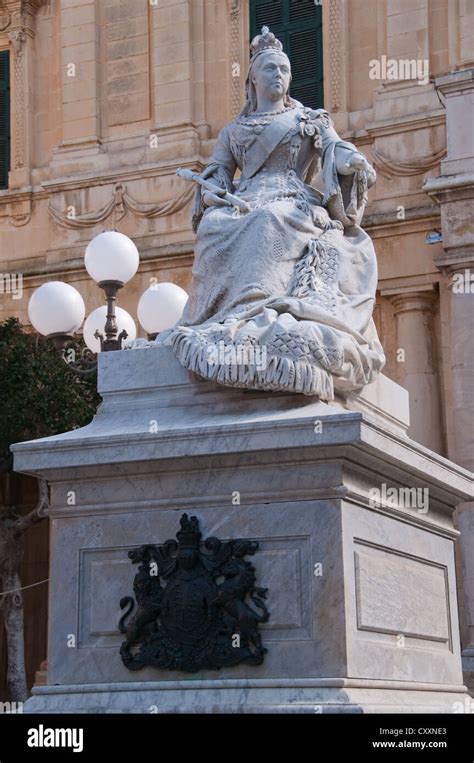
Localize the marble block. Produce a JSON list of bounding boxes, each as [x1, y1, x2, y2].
[[12, 347, 473, 713]]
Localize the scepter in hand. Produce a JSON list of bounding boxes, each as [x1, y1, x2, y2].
[[176, 167, 251, 213]]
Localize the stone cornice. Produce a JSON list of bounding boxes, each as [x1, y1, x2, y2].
[[0, 164, 205, 202], [435, 68, 474, 96], [2, 241, 195, 281], [12, 348, 472, 506], [423, 172, 474, 203], [364, 204, 439, 227], [378, 275, 439, 294], [0, 0, 48, 13], [365, 111, 446, 138], [363, 205, 440, 239], [0, 0, 47, 33], [432, 246, 474, 272], [41, 159, 207, 194], [387, 288, 438, 315]]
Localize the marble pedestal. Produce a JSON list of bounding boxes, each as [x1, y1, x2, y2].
[[12, 347, 473, 713]]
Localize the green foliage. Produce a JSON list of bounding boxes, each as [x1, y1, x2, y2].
[[0, 317, 101, 473]]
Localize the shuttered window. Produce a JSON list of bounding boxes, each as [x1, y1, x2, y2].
[[0, 50, 10, 190], [250, 0, 324, 109]]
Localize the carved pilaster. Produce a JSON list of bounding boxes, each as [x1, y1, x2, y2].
[[440, 261, 474, 695], [385, 287, 444, 454], [1, 0, 48, 189], [324, 0, 348, 132], [229, 0, 243, 119], [7, 27, 26, 171], [328, 1, 343, 111]]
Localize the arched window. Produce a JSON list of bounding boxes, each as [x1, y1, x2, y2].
[[0, 50, 10, 190], [250, 0, 324, 109]]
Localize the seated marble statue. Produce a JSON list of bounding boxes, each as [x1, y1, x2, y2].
[[161, 26, 385, 400]]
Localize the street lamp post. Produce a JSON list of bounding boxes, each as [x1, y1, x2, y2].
[[84, 231, 139, 351], [28, 231, 188, 375]]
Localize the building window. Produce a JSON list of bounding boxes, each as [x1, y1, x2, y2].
[[250, 0, 324, 109], [0, 50, 10, 190]]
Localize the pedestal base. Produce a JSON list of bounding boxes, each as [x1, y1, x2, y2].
[[26, 680, 469, 714], [13, 347, 473, 714]]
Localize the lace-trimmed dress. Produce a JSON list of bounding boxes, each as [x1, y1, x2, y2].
[[166, 104, 385, 400]]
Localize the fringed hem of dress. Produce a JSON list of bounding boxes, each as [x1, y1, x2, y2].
[[171, 329, 335, 399]]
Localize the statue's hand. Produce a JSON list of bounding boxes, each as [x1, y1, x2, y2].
[[195, 165, 231, 208], [342, 152, 372, 174], [312, 206, 331, 230], [202, 189, 233, 208], [347, 155, 376, 184], [335, 146, 374, 179]]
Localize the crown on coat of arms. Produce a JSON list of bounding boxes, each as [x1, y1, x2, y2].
[[176, 513, 202, 549], [250, 26, 284, 60]]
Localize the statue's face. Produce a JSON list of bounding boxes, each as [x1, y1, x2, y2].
[[252, 52, 291, 102]]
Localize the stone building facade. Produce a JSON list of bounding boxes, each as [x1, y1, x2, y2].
[[0, 0, 472, 695]]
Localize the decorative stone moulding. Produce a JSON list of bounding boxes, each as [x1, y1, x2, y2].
[[0, 189, 32, 226], [373, 147, 447, 180], [0, 11, 11, 30], [48, 182, 195, 229]]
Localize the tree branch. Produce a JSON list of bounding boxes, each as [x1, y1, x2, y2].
[[12, 479, 49, 537]]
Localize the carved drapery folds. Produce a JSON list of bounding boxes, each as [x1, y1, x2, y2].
[[48, 181, 195, 230], [373, 146, 448, 180]]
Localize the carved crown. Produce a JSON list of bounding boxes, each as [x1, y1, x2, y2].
[[176, 513, 202, 549], [249, 26, 284, 60]]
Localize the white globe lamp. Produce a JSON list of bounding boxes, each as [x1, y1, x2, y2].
[[84, 231, 139, 286], [27, 233, 143, 371], [83, 231, 140, 351], [28, 281, 86, 337], [137, 282, 188, 338], [83, 306, 136, 354]]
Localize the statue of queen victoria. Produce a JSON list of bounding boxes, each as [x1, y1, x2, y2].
[[161, 27, 385, 400]]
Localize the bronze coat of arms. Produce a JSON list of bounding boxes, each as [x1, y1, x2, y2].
[[118, 514, 269, 672]]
